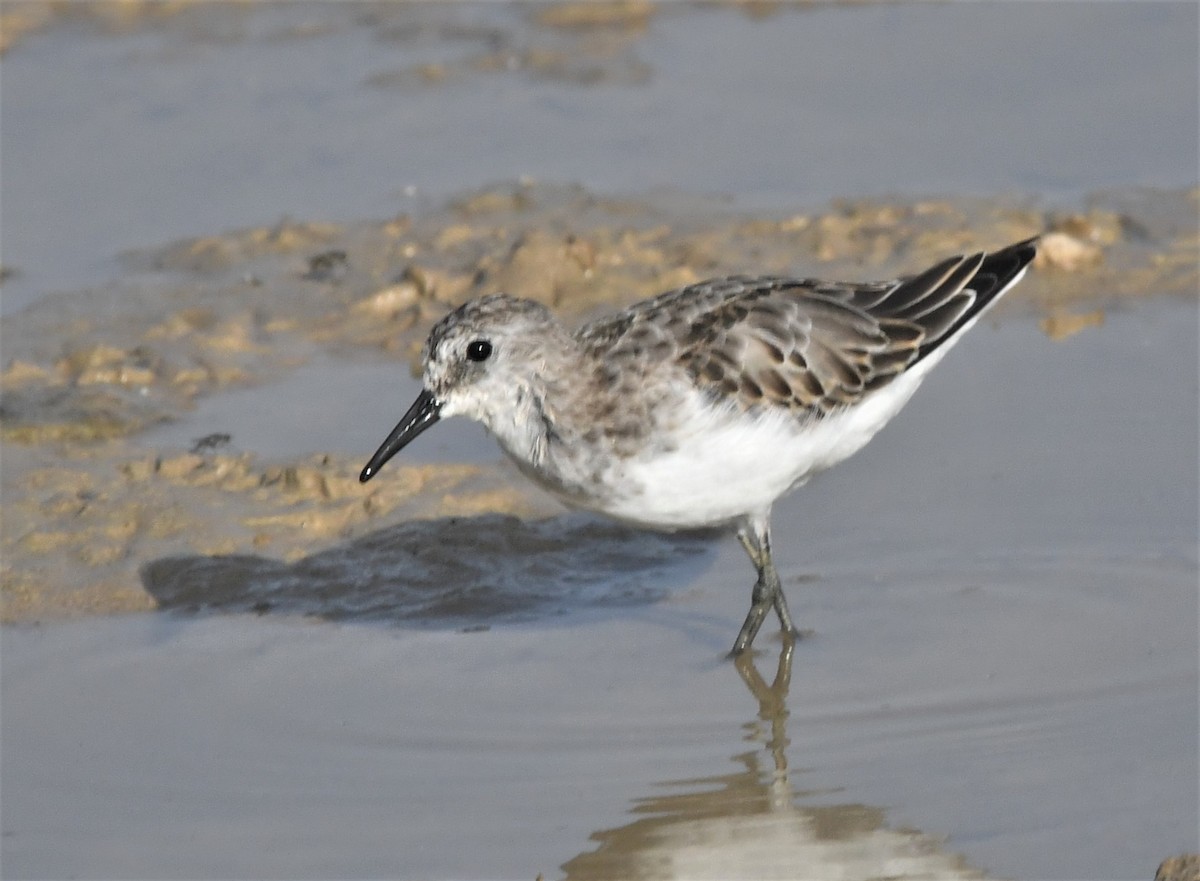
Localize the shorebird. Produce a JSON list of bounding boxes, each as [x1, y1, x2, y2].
[[361, 238, 1038, 654]]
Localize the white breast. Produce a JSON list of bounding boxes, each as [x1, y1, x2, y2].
[[588, 363, 936, 530]]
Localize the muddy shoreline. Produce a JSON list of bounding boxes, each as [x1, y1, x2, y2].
[[3, 5, 1196, 879], [2, 182, 1196, 623]]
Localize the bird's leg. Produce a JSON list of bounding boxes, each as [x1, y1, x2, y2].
[[731, 568, 773, 657], [731, 515, 799, 656]]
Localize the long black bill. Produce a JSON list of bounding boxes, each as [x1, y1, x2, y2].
[[359, 389, 442, 483]]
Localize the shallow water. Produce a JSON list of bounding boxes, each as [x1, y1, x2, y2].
[[2, 1, 1197, 314], [2, 2, 1197, 877], [136, 355, 498, 465], [4, 301, 1196, 879]]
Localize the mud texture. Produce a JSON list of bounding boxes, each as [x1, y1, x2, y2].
[[2, 181, 1197, 622], [1157, 855, 1200, 881], [1, 0, 661, 74]]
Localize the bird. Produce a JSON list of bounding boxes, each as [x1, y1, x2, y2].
[[360, 237, 1039, 655]]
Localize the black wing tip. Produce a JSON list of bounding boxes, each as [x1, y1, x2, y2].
[[905, 235, 1040, 361], [975, 235, 1040, 295], [988, 235, 1040, 269]]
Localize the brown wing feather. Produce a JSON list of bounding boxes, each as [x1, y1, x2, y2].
[[578, 238, 1038, 419], [697, 292, 923, 415], [581, 278, 925, 417]]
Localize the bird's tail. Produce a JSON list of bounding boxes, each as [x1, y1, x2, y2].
[[873, 237, 1039, 361]]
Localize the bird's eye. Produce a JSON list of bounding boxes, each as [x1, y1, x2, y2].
[[466, 339, 492, 362]]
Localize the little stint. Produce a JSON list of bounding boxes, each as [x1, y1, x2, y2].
[[361, 238, 1038, 654]]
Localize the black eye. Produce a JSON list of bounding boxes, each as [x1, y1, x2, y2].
[[466, 339, 492, 362]]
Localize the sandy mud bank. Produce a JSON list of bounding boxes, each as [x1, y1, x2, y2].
[[2, 182, 1196, 622]]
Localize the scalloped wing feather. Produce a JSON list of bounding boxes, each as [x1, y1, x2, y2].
[[577, 238, 1037, 419]]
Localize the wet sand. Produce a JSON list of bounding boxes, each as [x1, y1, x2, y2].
[[3, 180, 1196, 623], [2, 3, 1198, 879]]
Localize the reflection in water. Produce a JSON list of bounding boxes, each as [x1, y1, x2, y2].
[[562, 638, 986, 881]]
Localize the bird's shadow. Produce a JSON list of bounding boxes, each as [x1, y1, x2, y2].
[[140, 513, 718, 629]]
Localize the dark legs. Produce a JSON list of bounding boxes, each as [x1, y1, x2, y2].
[[730, 513, 799, 656]]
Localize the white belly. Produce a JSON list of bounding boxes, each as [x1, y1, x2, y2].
[[591, 365, 934, 530]]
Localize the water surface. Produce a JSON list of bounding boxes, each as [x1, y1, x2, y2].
[[4, 301, 1196, 879]]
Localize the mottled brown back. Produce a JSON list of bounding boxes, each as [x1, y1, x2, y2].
[[577, 238, 1037, 417]]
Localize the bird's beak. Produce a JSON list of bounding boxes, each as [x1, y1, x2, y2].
[[359, 389, 442, 483]]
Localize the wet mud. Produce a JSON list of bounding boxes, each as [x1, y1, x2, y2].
[[2, 181, 1197, 623], [2, 5, 1196, 879]]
